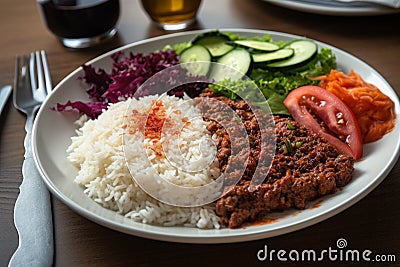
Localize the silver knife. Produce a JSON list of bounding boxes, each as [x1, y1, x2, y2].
[[0, 85, 12, 115]]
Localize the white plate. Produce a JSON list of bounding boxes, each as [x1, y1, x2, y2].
[[263, 0, 400, 16], [33, 29, 400, 243]]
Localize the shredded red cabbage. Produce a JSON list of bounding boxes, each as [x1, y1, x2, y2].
[[54, 49, 208, 119], [54, 101, 108, 120]]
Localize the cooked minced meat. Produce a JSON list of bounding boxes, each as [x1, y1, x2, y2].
[[195, 89, 355, 228]]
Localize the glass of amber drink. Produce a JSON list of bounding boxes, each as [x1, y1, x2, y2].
[[140, 0, 202, 30]]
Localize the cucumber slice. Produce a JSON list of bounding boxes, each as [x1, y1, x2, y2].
[[179, 45, 212, 76], [267, 40, 318, 68], [210, 49, 252, 82], [252, 48, 294, 63], [192, 32, 234, 57], [233, 40, 279, 52]]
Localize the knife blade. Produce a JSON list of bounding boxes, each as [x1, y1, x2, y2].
[[0, 85, 12, 115]]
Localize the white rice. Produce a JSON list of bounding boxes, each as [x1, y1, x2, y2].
[[67, 94, 221, 229]]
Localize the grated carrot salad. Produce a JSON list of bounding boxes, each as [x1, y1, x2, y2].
[[312, 70, 396, 143]]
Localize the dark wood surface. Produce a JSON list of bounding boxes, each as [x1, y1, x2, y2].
[[1, 0, 399, 266]]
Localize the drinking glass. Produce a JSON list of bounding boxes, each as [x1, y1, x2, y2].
[[37, 0, 120, 49], [140, 0, 202, 31]]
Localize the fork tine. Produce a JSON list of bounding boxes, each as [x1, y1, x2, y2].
[[40, 50, 53, 95], [16, 54, 29, 88], [13, 55, 21, 109], [29, 50, 52, 101], [35, 51, 45, 96], [29, 52, 37, 94], [13, 50, 52, 115], [13, 55, 30, 111]]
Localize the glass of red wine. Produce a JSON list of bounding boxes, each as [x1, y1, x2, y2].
[[37, 0, 120, 49]]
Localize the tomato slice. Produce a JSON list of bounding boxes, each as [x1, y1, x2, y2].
[[284, 85, 363, 160]]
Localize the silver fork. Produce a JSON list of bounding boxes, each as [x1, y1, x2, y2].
[[9, 51, 54, 267]]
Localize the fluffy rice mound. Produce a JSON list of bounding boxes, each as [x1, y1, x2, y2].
[[67, 94, 221, 229]]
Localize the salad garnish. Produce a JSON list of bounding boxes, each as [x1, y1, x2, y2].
[[54, 30, 395, 156]]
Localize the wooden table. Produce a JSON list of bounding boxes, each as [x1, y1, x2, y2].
[[1, 0, 399, 266]]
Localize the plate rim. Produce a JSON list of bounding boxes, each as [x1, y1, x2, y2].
[[262, 0, 400, 16], [32, 28, 400, 243]]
